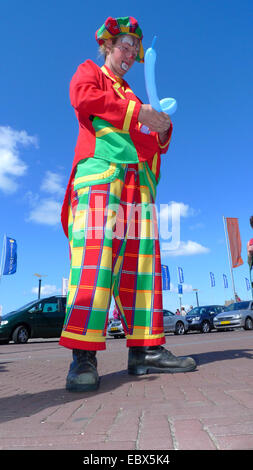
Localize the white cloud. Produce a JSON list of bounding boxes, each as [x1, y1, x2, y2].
[[159, 202, 197, 222], [40, 171, 65, 196], [27, 198, 61, 225], [0, 125, 38, 193], [169, 282, 194, 293], [158, 202, 208, 257], [31, 284, 61, 296], [162, 240, 210, 257], [26, 170, 64, 226]]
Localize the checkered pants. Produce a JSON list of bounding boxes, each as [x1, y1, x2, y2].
[[59, 161, 165, 351]]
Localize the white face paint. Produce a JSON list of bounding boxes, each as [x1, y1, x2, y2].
[[119, 37, 136, 71], [105, 34, 139, 77], [121, 62, 129, 71], [121, 35, 134, 47]]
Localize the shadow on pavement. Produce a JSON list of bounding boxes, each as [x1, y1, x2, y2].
[[191, 347, 253, 366], [1, 348, 253, 424], [0, 369, 154, 424]]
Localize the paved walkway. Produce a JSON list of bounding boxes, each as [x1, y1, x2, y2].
[[1, 329, 253, 451]]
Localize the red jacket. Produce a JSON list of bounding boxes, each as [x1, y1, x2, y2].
[[61, 60, 172, 237]]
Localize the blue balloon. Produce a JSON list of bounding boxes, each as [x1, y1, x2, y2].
[[144, 36, 177, 115]]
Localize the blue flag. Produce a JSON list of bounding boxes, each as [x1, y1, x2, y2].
[[161, 265, 170, 290], [2, 237, 17, 275], [223, 274, 228, 288], [210, 272, 215, 287], [177, 267, 184, 284], [245, 278, 250, 291], [178, 284, 183, 294]]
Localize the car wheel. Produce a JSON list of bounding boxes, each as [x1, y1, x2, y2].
[[174, 321, 185, 335], [12, 325, 30, 344], [201, 321, 211, 333], [244, 317, 253, 330]]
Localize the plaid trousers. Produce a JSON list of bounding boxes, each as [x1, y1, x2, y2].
[[59, 160, 165, 351]]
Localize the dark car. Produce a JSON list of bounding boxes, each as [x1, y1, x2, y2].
[[0, 295, 66, 344], [185, 305, 224, 333]]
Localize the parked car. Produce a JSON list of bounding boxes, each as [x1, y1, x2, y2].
[[213, 301, 253, 331], [107, 319, 125, 338], [185, 305, 224, 333], [0, 296, 66, 344], [163, 309, 189, 335], [107, 309, 189, 338]]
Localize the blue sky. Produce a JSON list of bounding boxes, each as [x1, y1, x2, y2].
[[0, 0, 252, 315]]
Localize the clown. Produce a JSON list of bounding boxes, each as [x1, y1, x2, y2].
[[59, 16, 196, 392], [247, 217, 253, 269]]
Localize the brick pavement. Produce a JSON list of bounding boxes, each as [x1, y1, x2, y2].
[[1, 330, 253, 451]]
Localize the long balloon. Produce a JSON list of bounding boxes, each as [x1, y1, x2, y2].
[[144, 36, 177, 115]]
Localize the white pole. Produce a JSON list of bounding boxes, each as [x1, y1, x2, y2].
[[223, 216, 236, 300]]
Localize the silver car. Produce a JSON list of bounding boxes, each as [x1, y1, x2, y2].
[[107, 320, 125, 338], [213, 301, 253, 330], [163, 309, 189, 335], [107, 310, 189, 338]]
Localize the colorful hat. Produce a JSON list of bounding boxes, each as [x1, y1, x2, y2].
[[95, 16, 144, 63]]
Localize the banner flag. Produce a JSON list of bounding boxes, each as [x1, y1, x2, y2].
[[178, 284, 183, 294], [226, 218, 244, 268], [223, 274, 228, 288], [245, 278, 250, 291], [177, 267, 184, 284], [161, 265, 170, 290], [1, 236, 17, 275], [62, 278, 69, 295], [210, 272, 215, 287]]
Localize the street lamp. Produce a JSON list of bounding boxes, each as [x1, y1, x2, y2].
[[34, 273, 47, 299], [193, 288, 199, 307]]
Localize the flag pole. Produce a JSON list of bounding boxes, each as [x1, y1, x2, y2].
[[223, 216, 236, 300], [0, 234, 6, 284]]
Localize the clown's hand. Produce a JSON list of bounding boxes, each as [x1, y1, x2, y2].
[[138, 104, 171, 133]]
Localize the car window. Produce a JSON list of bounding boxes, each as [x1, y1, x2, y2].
[[17, 300, 39, 312], [42, 302, 58, 313], [225, 301, 250, 311], [164, 311, 174, 317], [187, 308, 200, 316], [28, 302, 43, 313], [208, 307, 219, 314]]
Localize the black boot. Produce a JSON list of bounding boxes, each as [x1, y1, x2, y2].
[[128, 346, 197, 375], [66, 349, 100, 392]]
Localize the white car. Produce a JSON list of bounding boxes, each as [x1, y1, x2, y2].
[[213, 301, 253, 331], [107, 320, 125, 338]]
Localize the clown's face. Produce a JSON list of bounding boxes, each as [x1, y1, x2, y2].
[[105, 35, 140, 78]]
